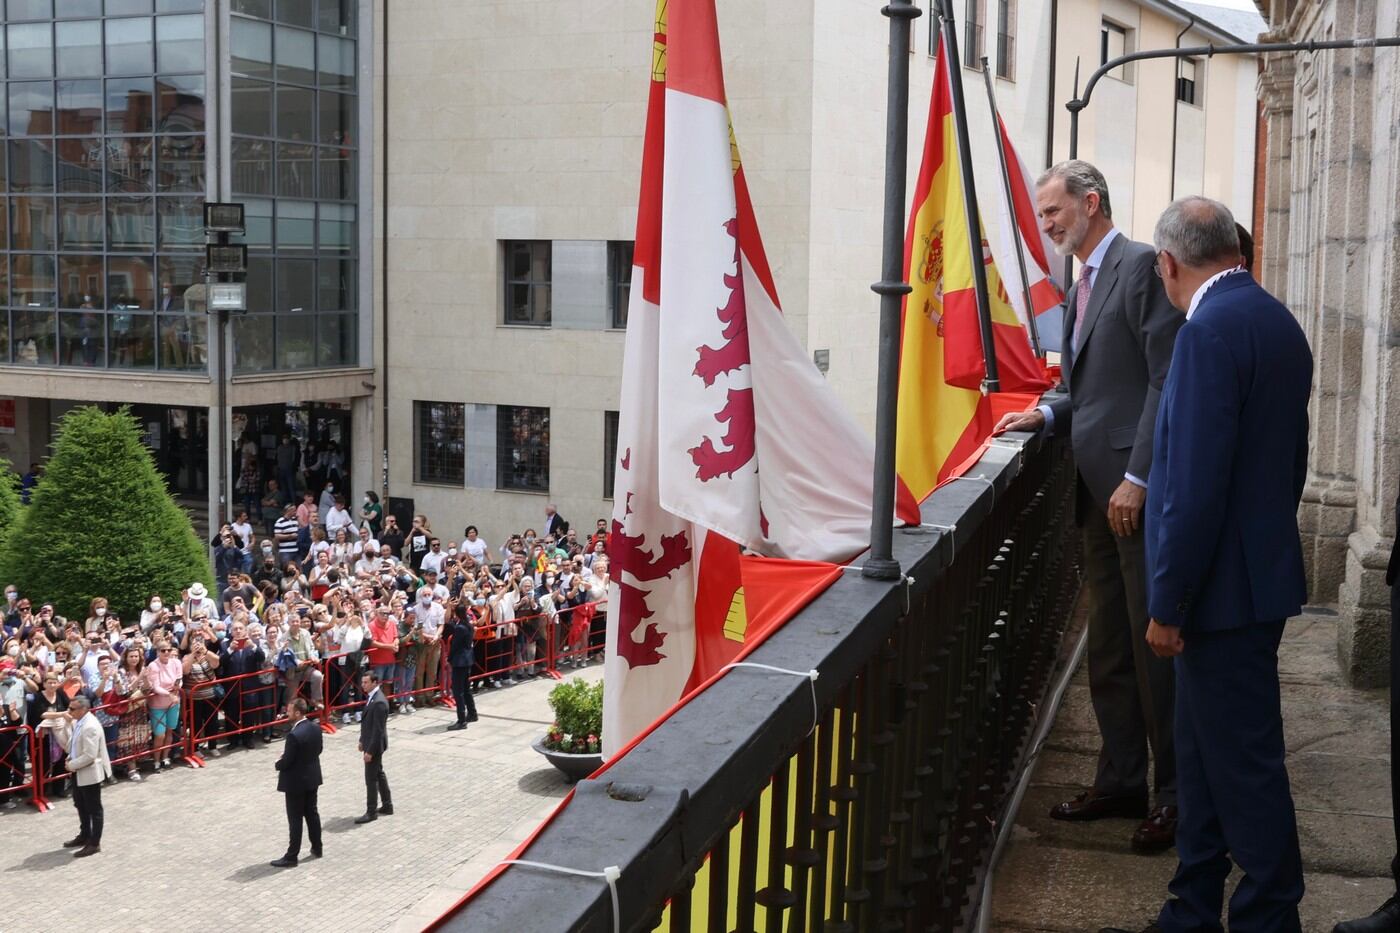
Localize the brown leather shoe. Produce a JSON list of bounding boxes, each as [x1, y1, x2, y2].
[[1131, 805, 1178, 853], [1050, 789, 1149, 822]]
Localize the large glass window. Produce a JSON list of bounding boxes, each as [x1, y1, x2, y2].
[[503, 240, 551, 326], [231, 0, 361, 372], [2, 5, 208, 371], [497, 405, 549, 492], [603, 410, 619, 499], [608, 241, 632, 329], [415, 401, 465, 486]]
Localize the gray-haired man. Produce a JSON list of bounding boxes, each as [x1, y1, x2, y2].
[[996, 160, 1184, 852], [53, 695, 113, 857]]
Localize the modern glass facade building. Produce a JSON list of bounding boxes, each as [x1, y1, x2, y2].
[[0, 0, 373, 527]]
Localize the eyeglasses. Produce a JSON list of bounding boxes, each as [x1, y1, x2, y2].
[[1153, 250, 1169, 278], [159, 648, 173, 654]]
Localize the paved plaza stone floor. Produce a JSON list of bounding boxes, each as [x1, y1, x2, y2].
[[991, 608, 1394, 932], [2, 666, 603, 933]]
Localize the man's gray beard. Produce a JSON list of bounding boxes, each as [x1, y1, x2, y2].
[[1053, 215, 1090, 258]]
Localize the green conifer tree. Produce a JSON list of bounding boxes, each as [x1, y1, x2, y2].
[[0, 460, 19, 550], [0, 406, 213, 619]]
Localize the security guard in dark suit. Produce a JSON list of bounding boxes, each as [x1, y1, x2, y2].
[[355, 671, 393, 823], [270, 698, 323, 868]]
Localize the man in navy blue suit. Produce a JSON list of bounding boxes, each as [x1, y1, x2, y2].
[[1101, 197, 1313, 933]]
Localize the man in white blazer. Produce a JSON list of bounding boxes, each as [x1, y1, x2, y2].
[[54, 695, 112, 857]]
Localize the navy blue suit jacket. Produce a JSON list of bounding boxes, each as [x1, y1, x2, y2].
[[1146, 273, 1313, 632]]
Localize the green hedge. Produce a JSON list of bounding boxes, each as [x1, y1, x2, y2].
[[0, 406, 213, 620]]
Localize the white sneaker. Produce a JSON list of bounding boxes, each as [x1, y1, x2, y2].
[[128, 770, 143, 783], [3, 798, 16, 809], [354, 711, 362, 723], [342, 712, 352, 725], [162, 757, 172, 768]]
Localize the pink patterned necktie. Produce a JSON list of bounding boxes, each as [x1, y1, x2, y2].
[[1073, 263, 1094, 350]]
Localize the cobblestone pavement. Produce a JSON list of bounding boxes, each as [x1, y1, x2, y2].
[[991, 609, 1393, 931], [1, 665, 603, 933]]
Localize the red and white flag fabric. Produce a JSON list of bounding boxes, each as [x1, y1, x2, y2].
[[604, 0, 917, 757], [991, 112, 1064, 346]]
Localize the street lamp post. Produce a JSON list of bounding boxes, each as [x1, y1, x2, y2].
[[203, 203, 248, 528]]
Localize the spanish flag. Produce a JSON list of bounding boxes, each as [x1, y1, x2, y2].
[[897, 35, 1049, 502]]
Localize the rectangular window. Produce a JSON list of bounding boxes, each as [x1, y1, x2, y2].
[[503, 240, 551, 326], [496, 404, 549, 493], [414, 401, 465, 486], [1101, 21, 1131, 81], [996, 0, 1016, 80], [608, 240, 633, 329], [1176, 57, 1199, 105], [603, 410, 620, 499], [963, 0, 985, 69]]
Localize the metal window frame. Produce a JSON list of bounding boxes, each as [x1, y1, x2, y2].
[[602, 409, 619, 499], [495, 403, 550, 493], [501, 239, 552, 327], [607, 239, 632, 330], [413, 399, 465, 487], [1, 5, 214, 372]]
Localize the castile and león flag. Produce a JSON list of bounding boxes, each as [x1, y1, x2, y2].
[[602, 2, 1052, 758]]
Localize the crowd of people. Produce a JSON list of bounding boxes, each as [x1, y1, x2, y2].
[[0, 497, 611, 805]]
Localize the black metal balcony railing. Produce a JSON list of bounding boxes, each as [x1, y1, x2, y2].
[[442, 427, 1081, 932]]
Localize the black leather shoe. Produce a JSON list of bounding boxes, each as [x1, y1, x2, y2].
[[62, 836, 90, 849], [269, 856, 298, 868], [447, 721, 467, 731], [378, 804, 394, 815], [1131, 805, 1178, 853], [1050, 789, 1149, 822], [354, 813, 376, 824], [467, 712, 479, 722], [73, 844, 100, 858], [1335, 895, 1400, 933], [308, 847, 323, 859]]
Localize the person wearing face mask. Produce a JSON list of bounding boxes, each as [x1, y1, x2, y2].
[[0, 658, 27, 805], [410, 588, 444, 709], [360, 491, 383, 539], [318, 482, 336, 527], [83, 598, 110, 636], [253, 543, 280, 590], [139, 595, 165, 635]]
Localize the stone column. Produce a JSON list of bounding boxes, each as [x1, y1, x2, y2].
[[1337, 0, 1400, 685]]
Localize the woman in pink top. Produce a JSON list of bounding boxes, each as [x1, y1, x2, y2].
[[144, 641, 183, 770]]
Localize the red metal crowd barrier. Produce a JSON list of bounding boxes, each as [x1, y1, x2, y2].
[[0, 724, 40, 811], [178, 667, 292, 765]]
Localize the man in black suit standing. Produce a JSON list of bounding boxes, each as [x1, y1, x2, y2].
[[1336, 480, 1400, 932], [355, 671, 393, 823], [270, 697, 322, 868], [443, 603, 479, 731], [997, 160, 1184, 852]]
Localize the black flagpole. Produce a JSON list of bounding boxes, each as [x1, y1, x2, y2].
[[981, 59, 1043, 358], [937, 0, 1000, 392]]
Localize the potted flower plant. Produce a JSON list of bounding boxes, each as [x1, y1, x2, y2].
[[533, 677, 604, 783]]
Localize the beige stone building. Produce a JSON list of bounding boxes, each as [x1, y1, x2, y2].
[[374, 0, 1262, 546], [1257, 0, 1400, 684]]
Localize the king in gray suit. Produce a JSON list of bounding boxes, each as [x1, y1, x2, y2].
[[997, 160, 1183, 852]]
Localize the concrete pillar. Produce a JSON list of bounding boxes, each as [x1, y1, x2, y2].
[[1337, 0, 1399, 685]]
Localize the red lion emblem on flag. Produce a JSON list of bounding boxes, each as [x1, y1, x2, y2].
[[689, 218, 757, 481]]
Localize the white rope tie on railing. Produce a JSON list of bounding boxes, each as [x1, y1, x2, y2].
[[839, 567, 916, 615], [720, 662, 821, 736], [497, 860, 622, 933]]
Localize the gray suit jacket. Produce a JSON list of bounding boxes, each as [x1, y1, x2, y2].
[[1047, 233, 1182, 516]]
